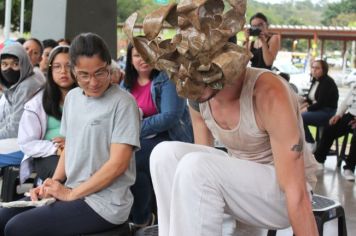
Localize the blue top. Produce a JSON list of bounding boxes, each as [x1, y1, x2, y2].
[[122, 71, 193, 143]]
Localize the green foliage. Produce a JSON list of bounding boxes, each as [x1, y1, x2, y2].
[[118, 0, 176, 23], [322, 0, 356, 26], [116, 0, 329, 26], [0, 0, 33, 32], [246, 0, 325, 26], [117, 0, 142, 23], [1, 0, 355, 35]]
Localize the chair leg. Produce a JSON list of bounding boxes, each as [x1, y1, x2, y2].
[[0, 166, 20, 202], [338, 133, 350, 168], [314, 215, 324, 236], [336, 137, 341, 167], [338, 211, 348, 236]]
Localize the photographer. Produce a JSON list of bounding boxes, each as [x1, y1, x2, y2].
[[245, 12, 280, 70]]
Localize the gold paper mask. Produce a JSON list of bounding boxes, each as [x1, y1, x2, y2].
[[124, 0, 252, 101]]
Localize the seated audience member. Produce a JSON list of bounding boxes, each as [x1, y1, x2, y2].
[[245, 12, 280, 70], [300, 59, 339, 150], [23, 38, 43, 67], [18, 45, 76, 184], [0, 33, 140, 235], [314, 83, 356, 181], [121, 44, 193, 227], [39, 39, 59, 76], [57, 38, 71, 46], [110, 59, 124, 85], [0, 43, 44, 166], [123, 1, 319, 235], [23, 38, 46, 83]]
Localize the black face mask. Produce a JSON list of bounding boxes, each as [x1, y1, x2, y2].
[[1, 68, 20, 87]]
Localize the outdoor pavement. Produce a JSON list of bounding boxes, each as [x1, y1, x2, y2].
[[235, 156, 355, 235]]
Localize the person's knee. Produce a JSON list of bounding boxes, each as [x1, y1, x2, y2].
[[301, 112, 313, 123], [4, 217, 25, 236], [175, 154, 210, 185], [150, 141, 179, 168]]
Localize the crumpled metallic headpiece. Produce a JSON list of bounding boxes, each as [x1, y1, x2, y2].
[[124, 0, 251, 100]]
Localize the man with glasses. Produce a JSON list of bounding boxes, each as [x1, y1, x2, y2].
[[0, 42, 44, 167]]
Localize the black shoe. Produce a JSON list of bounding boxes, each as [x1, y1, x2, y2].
[[129, 213, 156, 233]]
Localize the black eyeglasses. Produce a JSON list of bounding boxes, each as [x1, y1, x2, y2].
[[75, 67, 110, 82], [50, 63, 71, 73]]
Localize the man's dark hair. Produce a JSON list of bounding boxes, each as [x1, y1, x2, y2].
[[43, 45, 77, 120], [57, 38, 71, 45], [16, 37, 26, 45], [69, 33, 111, 67], [42, 39, 59, 50], [249, 12, 269, 25], [0, 54, 18, 61], [123, 43, 159, 90]]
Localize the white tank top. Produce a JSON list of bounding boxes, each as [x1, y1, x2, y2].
[[200, 67, 318, 188]]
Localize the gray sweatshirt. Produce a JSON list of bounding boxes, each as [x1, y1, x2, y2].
[[0, 43, 44, 139]]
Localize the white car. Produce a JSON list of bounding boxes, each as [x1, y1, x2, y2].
[[272, 61, 311, 95], [342, 69, 356, 86]]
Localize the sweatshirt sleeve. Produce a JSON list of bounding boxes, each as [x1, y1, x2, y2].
[[18, 109, 57, 158], [0, 89, 29, 139], [336, 89, 352, 116], [0, 95, 6, 122]]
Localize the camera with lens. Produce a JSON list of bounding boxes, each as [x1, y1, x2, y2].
[[248, 26, 261, 36]]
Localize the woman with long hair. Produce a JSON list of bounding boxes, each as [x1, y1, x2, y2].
[[0, 33, 140, 235], [121, 43, 193, 227], [18, 45, 76, 184]]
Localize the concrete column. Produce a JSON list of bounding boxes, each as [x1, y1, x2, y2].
[[31, 0, 117, 57], [4, 0, 12, 40]]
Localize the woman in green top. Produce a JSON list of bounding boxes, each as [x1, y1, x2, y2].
[[18, 45, 77, 184]]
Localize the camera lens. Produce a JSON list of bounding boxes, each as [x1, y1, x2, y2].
[[249, 27, 261, 36]]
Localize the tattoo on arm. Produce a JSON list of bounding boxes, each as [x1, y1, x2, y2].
[[291, 137, 303, 153]]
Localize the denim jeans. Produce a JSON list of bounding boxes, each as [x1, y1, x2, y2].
[[130, 132, 170, 224], [0, 151, 23, 167], [302, 107, 336, 143], [0, 138, 23, 167]]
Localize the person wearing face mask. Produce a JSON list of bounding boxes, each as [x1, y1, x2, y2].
[[0, 43, 44, 167]]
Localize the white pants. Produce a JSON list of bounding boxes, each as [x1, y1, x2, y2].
[[150, 141, 290, 236]]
